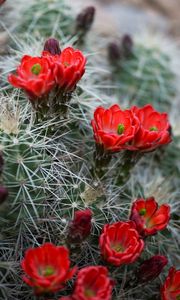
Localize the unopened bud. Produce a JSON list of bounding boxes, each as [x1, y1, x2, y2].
[[168, 125, 172, 136], [0, 0, 6, 5], [0, 186, 8, 204], [66, 209, 92, 245], [108, 42, 121, 63], [76, 6, 95, 32], [137, 255, 168, 283], [122, 34, 133, 57], [43, 38, 61, 55]]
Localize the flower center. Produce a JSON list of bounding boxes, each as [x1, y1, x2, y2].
[[31, 63, 42, 75], [111, 243, 124, 252], [117, 124, 125, 135], [139, 208, 146, 216], [63, 61, 70, 67], [84, 288, 96, 297], [43, 266, 55, 276], [176, 295, 180, 300], [149, 126, 158, 131]]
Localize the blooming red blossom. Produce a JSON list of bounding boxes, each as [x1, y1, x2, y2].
[[161, 267, 180, 300], [21, 243, 76, 295], [43, 47, 86, 92], [71, 266, 114, 300], [67, 209, 92, 244], [99, 221, 144, 266], [131, 104, 172, 151], [91, 104, 139, 152], [130, 197, 170, 237], [137, 255, 168, 283], [8, 55, 55, 99]]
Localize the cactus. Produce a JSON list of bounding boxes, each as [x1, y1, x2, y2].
[[108, 34, 176, 112], [0, 1, 179, 300], [1, 0, 73, 39]]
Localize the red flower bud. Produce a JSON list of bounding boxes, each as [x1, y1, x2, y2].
[[161, 267, 180, 300], [0, 186, 8, 204], [67, 209, 92, 244], [137, 255, 168, 283], [0, 0, 6, 5], [43, 38, 61, 55], [99, 221, 144, 266], [76, 6, 95, 32], [108, 42, 121, 63], [21, 243, 76, 295], [130, 197, 170, 237], [122, 34, 133, 57]]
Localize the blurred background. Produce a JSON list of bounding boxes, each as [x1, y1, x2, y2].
[[69, 0, 180, 38]]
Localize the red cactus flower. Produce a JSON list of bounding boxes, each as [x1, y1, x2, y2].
[[99, 221, 144, 266], [91, 104, 139, 152], [161, 267, 180, 300], [131, 104, 172, 151], [21, 243, 76, 295], [137, 255, 168, 283], [71, 266, 114, 300], [8, 55, 54, 99], [67, 209, 92, 244], [43, 47, 86, 92], [8, 55, 55, 99], [130, 197, 170, 237]]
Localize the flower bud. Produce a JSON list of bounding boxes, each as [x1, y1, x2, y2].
[[108, 42, 121, 63], [76, 6, 95, 32], [66, 209, 92, 244], [0, 186, 8, 204], [43, 38, 61, 55], [0, 0, 6, 5], [122, 34, 133, 57], [168, 124, 172, 136], [137, 255, 168, 283]]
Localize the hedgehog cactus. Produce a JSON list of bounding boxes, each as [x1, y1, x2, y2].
[[0, 96, 54, 251], [107, 35, 176, 112], [0, 1, 179, 300]]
